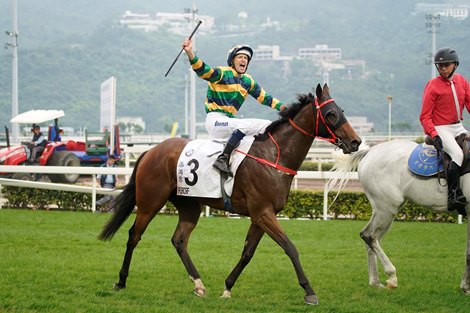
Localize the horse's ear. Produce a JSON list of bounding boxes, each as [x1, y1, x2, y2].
[[322, 83, 330, 97], [315, 84, 322, 99]]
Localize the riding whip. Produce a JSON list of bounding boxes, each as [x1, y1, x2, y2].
[[164, 20, 203, 77]]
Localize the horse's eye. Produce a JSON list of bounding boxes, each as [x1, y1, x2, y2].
[[326, 110, 339, 126]]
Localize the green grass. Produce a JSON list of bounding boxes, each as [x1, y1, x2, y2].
[[0, 209, 469, 313]]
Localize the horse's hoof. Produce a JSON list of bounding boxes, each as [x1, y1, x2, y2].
[[370, 282, 385, 288], [386, 280, 398, 289], [304, 294, 319, 305], [190, 277, 206, 297], [113, 283, 125, 291], [460, 281, 470, 295], [194, 287, 206, 297], [220, 290, 231, 298]]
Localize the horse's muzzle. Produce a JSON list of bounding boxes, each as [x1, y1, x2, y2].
[[336, 138, 361, 154]]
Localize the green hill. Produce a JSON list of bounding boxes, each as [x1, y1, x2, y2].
[[1, 0, 469, 133]]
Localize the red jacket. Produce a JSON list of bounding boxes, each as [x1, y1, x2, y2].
[[420, 73, 470, 138]]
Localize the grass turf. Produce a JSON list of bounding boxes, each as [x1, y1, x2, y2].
[[0, 209, 469, 313]]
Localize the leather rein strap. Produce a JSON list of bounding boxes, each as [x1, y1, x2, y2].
[[235, 98, 336, 176], [289, 98, 337, 143], [236, 132, 298, 176]]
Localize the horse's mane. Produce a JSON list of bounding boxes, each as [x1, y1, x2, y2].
[[255, 93, 314, 141]]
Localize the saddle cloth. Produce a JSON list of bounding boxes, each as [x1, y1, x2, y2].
[[176, 137, 255, 198], [408, 143, 444, 176]]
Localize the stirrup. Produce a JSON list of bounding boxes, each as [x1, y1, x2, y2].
[[213, 156, 233, 177], [448, 191, 466, 212], [449, 201, 466, 214]]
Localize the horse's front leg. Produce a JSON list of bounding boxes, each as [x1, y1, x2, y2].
[[360, 209, 397, 289], [254, 211, 318, 305], [360, 230, 383, 288], [221, 222, 265, 298], [171, 205, 206, 297], [461, 218, 470, 294], [364, 245, 382, 288]]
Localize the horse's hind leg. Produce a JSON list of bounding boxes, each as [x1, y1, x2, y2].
[[461, 217, 470, 294], [360, 202, 397, 289], [170, 200, 205, 297], [221, 222, 265, 299], [115, 210, 160, 289]]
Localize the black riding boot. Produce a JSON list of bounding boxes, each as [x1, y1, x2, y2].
[[447, 161, 467, 212], [213, 129, 245, 176]]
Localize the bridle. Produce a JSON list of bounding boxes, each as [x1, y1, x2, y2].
[[236, 96, 348, 176], [288, 97, 346, 148]]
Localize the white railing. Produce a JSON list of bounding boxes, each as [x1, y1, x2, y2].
[[0, 165, 357, 219], [120, 145, 339, 169], [0, 166, 132, 213]]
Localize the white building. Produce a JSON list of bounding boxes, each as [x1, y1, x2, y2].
[[414, 3, 469, 20], [348, 116, 374, 134], [119, 10, 214, 34], [253, 45, 292, 61], [298, 45, 342, 61]]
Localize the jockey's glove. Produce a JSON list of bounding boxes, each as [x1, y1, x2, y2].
[[433, 135, 444, 151]]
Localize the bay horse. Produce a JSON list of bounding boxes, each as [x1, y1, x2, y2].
[[98, 84, 361, 305], [329, 139, 470, 294]]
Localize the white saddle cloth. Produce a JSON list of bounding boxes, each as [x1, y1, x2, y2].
[[176, 137, 255, 198]]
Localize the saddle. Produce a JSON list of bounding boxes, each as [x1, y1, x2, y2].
[[408, 133, 470, 177]]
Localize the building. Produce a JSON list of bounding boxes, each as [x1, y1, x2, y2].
[[253, 45, 292, 61], [119, 10, 214, 34], [414, 3, 469, 20], [348, 116, 375, 135], [119, 11, 365, 80], [298, 45, 342, 61]]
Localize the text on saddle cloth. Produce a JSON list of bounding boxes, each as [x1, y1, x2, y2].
[[176, 137, 255, 198], [408, 143, 444, 177]]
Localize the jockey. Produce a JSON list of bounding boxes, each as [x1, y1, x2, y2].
[[420, 47, 470, 212], [182, 38, 286, 176]]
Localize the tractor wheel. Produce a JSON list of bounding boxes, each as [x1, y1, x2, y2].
[[12, 172, 34, 181], [47, 151, 80, 183]]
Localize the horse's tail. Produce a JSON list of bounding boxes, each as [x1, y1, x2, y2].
[[327, 148, 370, 194], [98, 151, 148, 241]]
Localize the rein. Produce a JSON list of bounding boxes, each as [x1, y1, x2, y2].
[[235, 98, 338, 176], [288, 98, 338, 143], [236, 133, 297, 176]]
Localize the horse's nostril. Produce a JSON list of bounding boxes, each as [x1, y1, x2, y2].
[[352, 139, 361, 151]]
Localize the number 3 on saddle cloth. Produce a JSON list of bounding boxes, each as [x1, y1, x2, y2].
[[408, 137, 470, 177], [176, 137, 255, 197]]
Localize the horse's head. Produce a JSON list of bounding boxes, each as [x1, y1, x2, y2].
[[314, 84, 361, 154]]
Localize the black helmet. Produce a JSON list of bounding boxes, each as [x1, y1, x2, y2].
[[226, 44, 253, 66], [434, 47, 459, 66]]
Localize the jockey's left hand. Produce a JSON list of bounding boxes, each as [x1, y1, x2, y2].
[[433, 135, 443, 151]]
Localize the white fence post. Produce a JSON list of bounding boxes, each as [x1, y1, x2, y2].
[[92, 174, 97, 212], [323, 181, 329, 220], [124, 151, 130, 184]]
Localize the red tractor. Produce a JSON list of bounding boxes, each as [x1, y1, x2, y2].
[[0, 110, 121, 183]]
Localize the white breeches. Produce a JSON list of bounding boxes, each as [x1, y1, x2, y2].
[[205, 112, 272, 141], [435, 123, 467, 166]]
